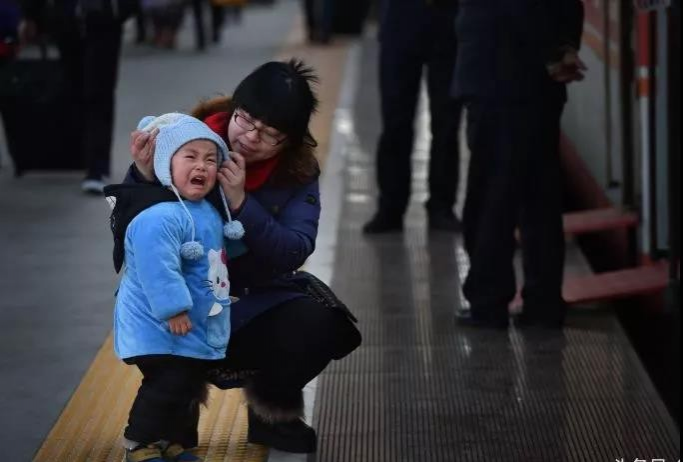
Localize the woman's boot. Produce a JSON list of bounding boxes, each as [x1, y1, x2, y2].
[[247, 408, 317, 454], [244, 382, 317, 453]]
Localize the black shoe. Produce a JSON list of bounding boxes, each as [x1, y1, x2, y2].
[[428, 209, 462, 232], [362, 212, 403, 234], [513, 312, 565, 330], [456, 309, 509, 329], [247, 409, 317, 454]]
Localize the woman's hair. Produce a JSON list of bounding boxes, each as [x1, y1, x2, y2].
[[232, 58, 321, 184], [232, 59, 320, 146]]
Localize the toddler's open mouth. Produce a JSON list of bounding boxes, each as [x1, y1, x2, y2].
[[190, 176, 206, 186]]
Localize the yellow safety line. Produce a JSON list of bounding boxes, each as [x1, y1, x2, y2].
[[33, 11, 351, 462]]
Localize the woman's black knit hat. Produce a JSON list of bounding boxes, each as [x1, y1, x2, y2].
[[232, 59, 319, 146]]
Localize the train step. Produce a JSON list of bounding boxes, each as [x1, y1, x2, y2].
[[563, 207, 639, 235], [563, 262, 670, 305], [510, 263, 669, 309]]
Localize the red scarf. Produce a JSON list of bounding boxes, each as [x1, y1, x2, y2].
[[204, 112, 280, 192]]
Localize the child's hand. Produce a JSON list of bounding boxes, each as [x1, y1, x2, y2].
[[168, 312, 192, 336], [130, 128, 158, 181]]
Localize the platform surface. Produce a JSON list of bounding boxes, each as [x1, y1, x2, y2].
[[310, 35, 680, 462]]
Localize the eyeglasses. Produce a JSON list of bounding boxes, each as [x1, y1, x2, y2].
[[233, 112, 287, 147]]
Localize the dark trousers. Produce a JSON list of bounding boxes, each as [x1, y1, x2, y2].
[[222, 296, 361, 402], [462, 99, 566, 323], [55, 16, 122, 180], [376, 5, 461, 217], [124, 356, 213, 446], [181, 296, 361, 447], [211, 5, 226, 38], [303, 0, 333, 40], [190, 1, 231, 49]]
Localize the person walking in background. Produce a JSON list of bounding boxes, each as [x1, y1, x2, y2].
[[135, 12, 148, 44], [141, 0, 186, 49], [363, 0, 461, 234], [106, 113, 242, 462], [453, 0, 586, 329], [18, 0, 133, 194], [189, 0, 243, 51], [210, 0, 245, 44]]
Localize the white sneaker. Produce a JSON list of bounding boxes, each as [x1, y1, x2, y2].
[[81, 178, 106, 195]]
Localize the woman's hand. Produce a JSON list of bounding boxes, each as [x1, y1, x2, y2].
[[130, 128, 158, 181], [547, 49, 587, 83], [218, 152, 247, 211], [168, 312, 192, 336]]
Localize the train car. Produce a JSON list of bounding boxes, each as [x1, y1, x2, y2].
[[561, 0, 680, 423]]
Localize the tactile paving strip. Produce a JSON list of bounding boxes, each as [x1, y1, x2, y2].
[[33, 335, 268, 462]]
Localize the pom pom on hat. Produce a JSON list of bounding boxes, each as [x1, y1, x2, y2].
[[224, 220, 245, 240], [137, 115, 158, 131], [180, 241, 204, 260]]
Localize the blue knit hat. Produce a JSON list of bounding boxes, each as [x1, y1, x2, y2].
[[138, 113, 245, 260]]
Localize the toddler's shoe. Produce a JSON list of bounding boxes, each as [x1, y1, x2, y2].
[[164, 443, 202, 462], [125, 444, 165, 462]]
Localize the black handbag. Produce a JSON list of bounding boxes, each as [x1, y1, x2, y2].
[[288, 270, 358, 323], [206, 271, 358, 390]]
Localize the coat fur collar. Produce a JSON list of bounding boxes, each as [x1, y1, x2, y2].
[[191, 95, 234, 121]]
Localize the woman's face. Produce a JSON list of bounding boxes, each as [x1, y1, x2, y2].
[[227, 110, 287, 164]]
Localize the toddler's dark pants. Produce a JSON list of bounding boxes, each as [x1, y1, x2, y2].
[[124, 355, 213, 446]]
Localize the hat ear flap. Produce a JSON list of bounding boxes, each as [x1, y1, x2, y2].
[[137, 116, 156, 131]]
